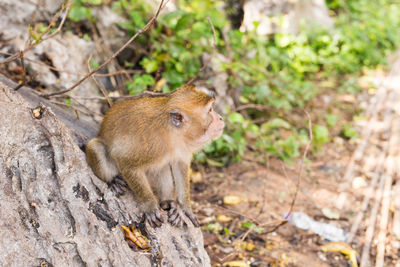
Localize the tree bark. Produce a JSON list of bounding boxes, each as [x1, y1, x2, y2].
[[0, 77, 210, 267]]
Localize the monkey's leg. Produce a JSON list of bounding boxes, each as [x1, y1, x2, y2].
[[120, 167, 164, 228], [169, 162, 199, 227], [147, 165, 185, 227], [86, 138, 119, 183]]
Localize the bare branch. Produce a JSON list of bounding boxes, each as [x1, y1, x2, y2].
[[0, 0, 72, 65], [42, 0, 166, 98], [14, 51, 26, 91], [86, 54, 112, 107], [42, 0, 72, 40], [235, 103, 272, 112], [284, 111, 313, 219]]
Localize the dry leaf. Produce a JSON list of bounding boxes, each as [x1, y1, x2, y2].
[[121, 225, 151, 251], [321, 241, 358, 267], [217, 215, 233, 223], [223, 260, 250, 267], [223, 195, 243, 205], [240, 241, 256, 251], [190, 169, 203, 183]]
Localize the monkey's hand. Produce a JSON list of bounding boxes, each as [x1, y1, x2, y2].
[[160, 200, 199, 228], [160, 200, 184, 227], [109, 175, 128, 196], [183, 208, 200, 227], [143, 207, 164, 228], [143, 201, 164, 228]]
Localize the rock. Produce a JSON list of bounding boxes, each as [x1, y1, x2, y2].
[[24, 33, 103, 123], [0, 0, 64, 41], [240, 0, 292, 35], [240, 0, 333, 35], [0, 0, 104, 124], [287, 0, 334, 34], [198, 53, 234, 114], [0, 78, 210, 266]]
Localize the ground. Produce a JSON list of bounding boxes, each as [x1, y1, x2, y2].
[[192, 51, 400, 267]]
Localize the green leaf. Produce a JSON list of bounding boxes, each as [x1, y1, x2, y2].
[[224, 227, 235, 236], [68, 5, 92, 22], [241, 222, 263, 234], [85, 0, 102, 4], [205, 222, 222, 233], [127, 74, 155, 95], [206, 158, 225, 167], [325, 114, 339, 128], [175, 13, 192, 31], [342, 124, 358, 139], [261, 118, 291, 133], [228, 113, 245, 124], [140, 58, 159, 73], [312, 125, 330, 146], [241, 221, 255, 229]]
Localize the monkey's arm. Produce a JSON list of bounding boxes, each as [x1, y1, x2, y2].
[[120, 167, 164, 228], [168, 161, 199, 227]]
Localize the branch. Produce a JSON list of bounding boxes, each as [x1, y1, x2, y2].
[[284, 111, 313, 219], [0, 0, 72, 65], [41, 0, 166, 98], [86, 54, 112, 107], [235, 103, 272, 112], [14, 51, 26, 91]]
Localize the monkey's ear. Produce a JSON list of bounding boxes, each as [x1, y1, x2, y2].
[[170, 109, 187, 127]]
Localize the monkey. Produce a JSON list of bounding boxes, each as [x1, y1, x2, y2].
[[85, 85, 224, 228]]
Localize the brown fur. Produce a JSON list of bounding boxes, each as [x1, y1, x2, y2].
[[86, 85, 224, 227]]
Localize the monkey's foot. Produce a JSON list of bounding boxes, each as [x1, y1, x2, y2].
[[160, 200, 199, 227], [143, 209, 164, 228], [109, 175, 128, 196], [183, 209, 200, 227]]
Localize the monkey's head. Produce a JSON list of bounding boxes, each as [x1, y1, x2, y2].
[[168, 85, 224, 150]]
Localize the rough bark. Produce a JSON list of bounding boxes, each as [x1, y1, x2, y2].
[[0, 78, 210, 266]]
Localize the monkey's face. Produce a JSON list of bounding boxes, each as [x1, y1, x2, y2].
[[168, 86, 224, 150], [187, 100, 224, 148], [203, 100, 224, 141]]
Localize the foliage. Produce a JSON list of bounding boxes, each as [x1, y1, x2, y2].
[[66, 0, 400, 163], [68, 0, 102, 22]]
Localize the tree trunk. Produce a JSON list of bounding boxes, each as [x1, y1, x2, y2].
[[0, 77, 210, 267]]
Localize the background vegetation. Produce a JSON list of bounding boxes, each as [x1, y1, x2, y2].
[[68, 0, 400, 164]]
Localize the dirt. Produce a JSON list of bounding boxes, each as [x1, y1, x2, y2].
[[194, 154, 353, 266], [193, 52, 400, 267]]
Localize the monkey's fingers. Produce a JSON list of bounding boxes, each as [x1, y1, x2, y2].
[[110, 183, 125, 196], [168, 210, 183, 227], [184, 209, 200, 227], [144, 210, 164, 228], [114, 175, 128, 187]]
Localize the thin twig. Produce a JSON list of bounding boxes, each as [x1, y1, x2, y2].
[[0, 0, 72, 65], [0, 51, 144, 78], [49, 99, 99, 118], [14, 50, 26, 91], [42, 0, 72, 40], [235, 103, 272, 112], [186, 16, 217, 85], [212, 204, 261, 225], [284, 111, 313, 219], [86, 54, 112, 107], [42, 0, 166, 98], [51, 90, 169, 101]]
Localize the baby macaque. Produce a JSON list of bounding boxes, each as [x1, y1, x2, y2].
[[86, 85, 224, 227]]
